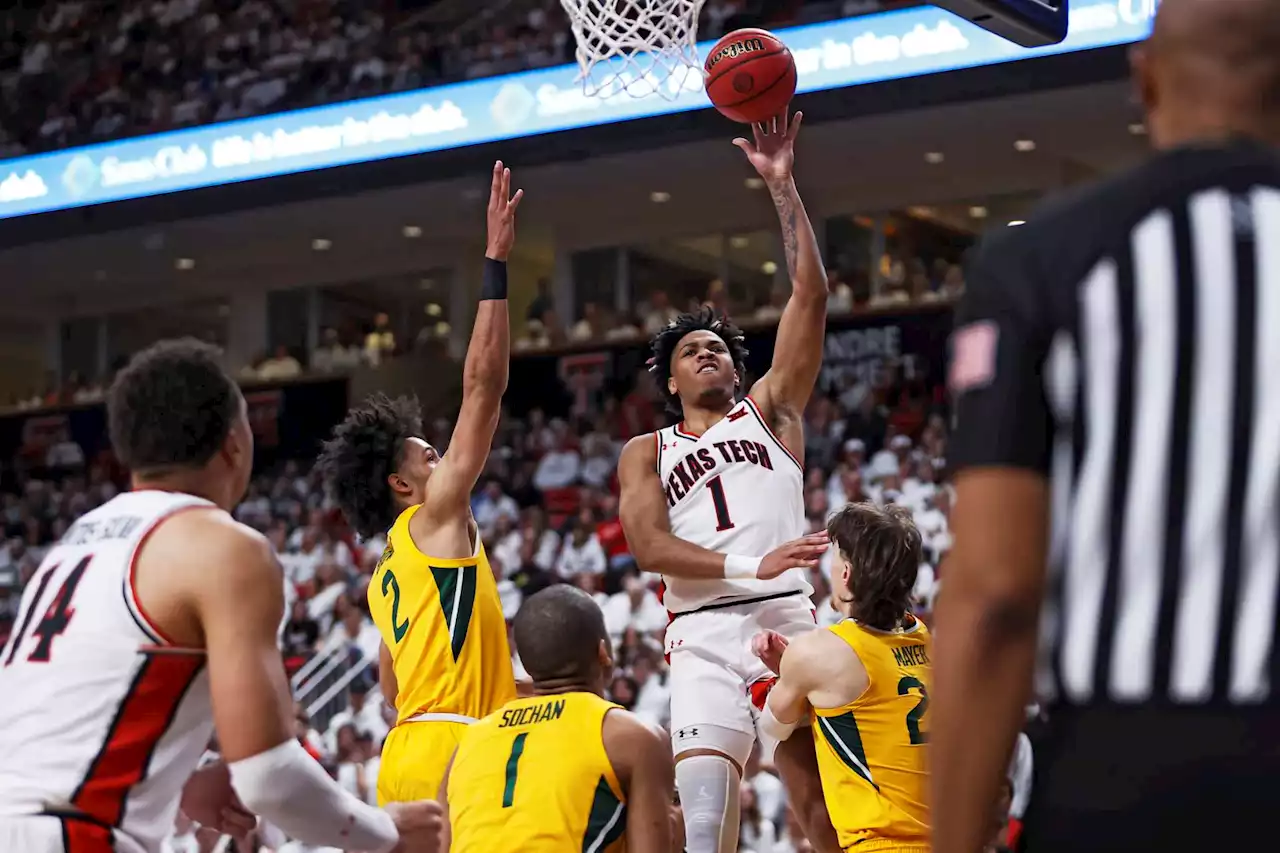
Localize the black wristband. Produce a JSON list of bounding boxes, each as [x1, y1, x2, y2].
[[481, 258, 508, 301]]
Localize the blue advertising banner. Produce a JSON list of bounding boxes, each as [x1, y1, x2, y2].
[[0, 1, 1157, 219]]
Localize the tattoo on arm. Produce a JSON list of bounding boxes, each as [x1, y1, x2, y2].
[[771, 183, 800, 279]]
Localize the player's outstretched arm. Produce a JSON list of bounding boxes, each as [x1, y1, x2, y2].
[[183, 515, 441, 852], [602, 710, 677, 853], [733, 110, 828, 427], [423, 161, 523, 519], [618, 435, 829, 580]]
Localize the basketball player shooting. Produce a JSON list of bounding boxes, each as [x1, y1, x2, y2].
[[618, 109, 838, 853], [0, 340, 442, 853]]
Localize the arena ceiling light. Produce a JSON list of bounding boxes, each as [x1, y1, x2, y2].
[[1014, 139, 1036, 152], [312, 238, 332, 251], [650, 191, 671, 203], [744, 177, 765, 190], [175, 257, 195, 270], [1129, 122, 1147, 136], [970, 206, 989, 219], [403, 225, 423, 238], [1008, 220, 1027, 227], [729, 235, 751, 249], [924, 152, 945, 165], [761, 260, 778, 275]]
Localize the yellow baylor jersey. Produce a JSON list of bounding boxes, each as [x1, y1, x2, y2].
[[368, 505, 516, 724], [812, 616, 931, 849], [448, 692, 628, 853]]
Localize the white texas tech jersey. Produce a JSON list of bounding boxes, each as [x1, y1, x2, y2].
[[0, 491, 217, 853], [657, 396, 812, 613]]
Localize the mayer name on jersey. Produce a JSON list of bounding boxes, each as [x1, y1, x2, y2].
[[0, 491, 216, 853], [813, 617, 931, 851], [447, 692, 627, 853], [656, 396, 810, 613]]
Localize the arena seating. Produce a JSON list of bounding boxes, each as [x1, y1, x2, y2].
[[0, 0, 912, 157]]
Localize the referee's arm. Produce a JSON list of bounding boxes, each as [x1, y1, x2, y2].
[[932, 232, 1053, 853]]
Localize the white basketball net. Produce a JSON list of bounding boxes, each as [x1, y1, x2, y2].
[[559, 0, 708, 100]]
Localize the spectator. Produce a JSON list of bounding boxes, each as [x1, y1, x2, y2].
[[363, 313, 396, 366], [312, 327, 364, 373], [472, 479, 519, 532], [827, 268, 855, 314], [570, 302, 606, 342], [578, 431, 617, 489], [739, 782, 779, 853], [325, 682, 389, 756], [555, 513, 607, 579], [257, 345, 303, 381], [532, 424, 581, 490], [641, 289, 681, 335], [45, 429, 85, 470], [282, 598, 321, 661]]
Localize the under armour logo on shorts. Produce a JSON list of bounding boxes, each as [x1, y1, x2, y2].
[[676, 727, 699, 739]]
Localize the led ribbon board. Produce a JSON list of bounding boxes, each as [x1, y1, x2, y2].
[[0, 0, 1157, 219]]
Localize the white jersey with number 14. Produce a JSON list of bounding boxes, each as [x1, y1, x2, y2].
[[0, 490, 217, 853], [656, 396, 812, 614]]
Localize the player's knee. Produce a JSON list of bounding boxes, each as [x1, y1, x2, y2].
[[674, 753, 740, 853]]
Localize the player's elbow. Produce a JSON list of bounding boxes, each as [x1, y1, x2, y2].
[[626, 535, 667, 575]]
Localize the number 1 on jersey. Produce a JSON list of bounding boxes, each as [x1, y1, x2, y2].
[[707, 475, 735, 532], [502, 732, 528, 808]]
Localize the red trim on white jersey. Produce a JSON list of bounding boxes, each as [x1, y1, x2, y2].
[[673, 423, 700, 441], [59, 816, 114, 853], [743, 395, 802, 472], [70, 651, 205, 827], [124, 504, 213, 647]]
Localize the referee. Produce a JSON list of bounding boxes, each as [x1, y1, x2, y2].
[[932, 0, 1280, 851]]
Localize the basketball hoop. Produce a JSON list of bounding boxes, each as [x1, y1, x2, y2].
[[559, 0, 708, 100]]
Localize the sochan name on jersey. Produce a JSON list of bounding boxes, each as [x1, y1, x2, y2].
[[707, 37, 766, 72]]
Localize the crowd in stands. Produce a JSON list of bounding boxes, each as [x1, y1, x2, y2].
[[0, 0, 911, 158], [0, 309, 956, 850]]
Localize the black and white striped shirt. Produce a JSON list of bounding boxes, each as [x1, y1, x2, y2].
[[950, 139, 1280, 708]]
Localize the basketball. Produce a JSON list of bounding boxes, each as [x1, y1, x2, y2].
[[704, 28, 797, 124]]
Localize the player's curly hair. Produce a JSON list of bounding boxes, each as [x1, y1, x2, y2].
[[316, 393, 423, 539], [827, 502, 922, 631], [646, 305, 749, 416]]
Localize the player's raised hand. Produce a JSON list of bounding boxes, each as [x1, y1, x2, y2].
[[485, 160, 524, 262], [751, 629, 790, 674], [732, 109, 803, 186], [385, 800, 446, 853], [757, 530, 829, 580]]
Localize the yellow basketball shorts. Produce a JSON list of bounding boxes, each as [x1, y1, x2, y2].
[[376, 719, 470, 805]]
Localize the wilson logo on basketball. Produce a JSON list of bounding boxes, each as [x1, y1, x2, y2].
[[706, 37, 765, 70]]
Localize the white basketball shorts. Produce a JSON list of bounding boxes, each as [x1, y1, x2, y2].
[[664, 593, 817, 768], [0, 814, 145, 853]]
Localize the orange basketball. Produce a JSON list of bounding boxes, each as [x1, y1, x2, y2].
[[704, 28, 797, 124]]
